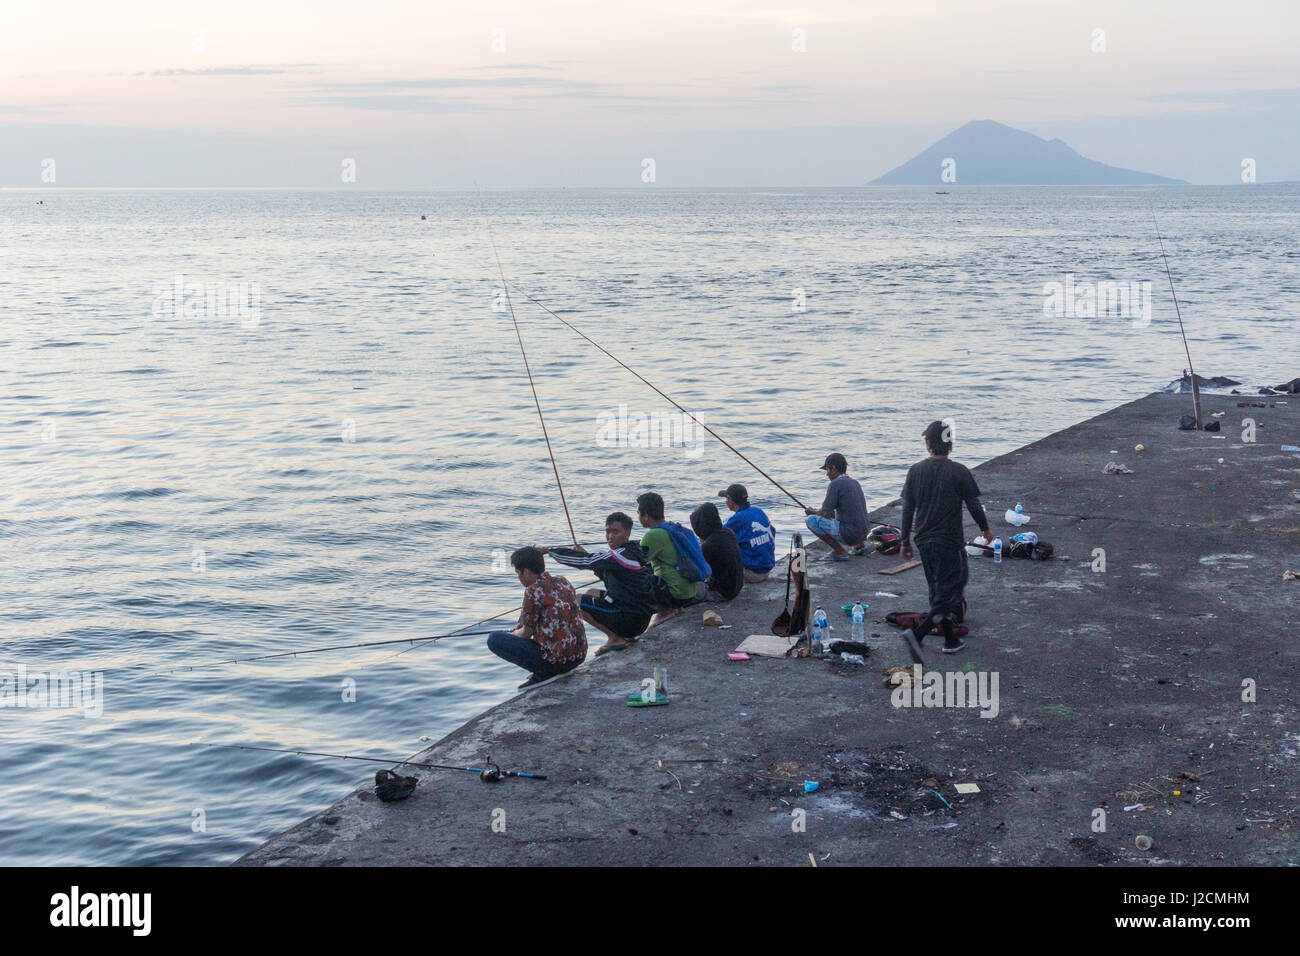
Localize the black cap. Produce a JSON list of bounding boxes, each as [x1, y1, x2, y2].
[[818, 453, 847, 473], [718, 483, 748, 505]]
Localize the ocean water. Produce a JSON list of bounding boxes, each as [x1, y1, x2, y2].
[[1, 185, 1297, 865]]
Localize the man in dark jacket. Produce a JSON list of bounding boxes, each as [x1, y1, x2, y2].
[[690, 501, 744, 602], [898, 420, 993, 660], [545, 512, 656, 656]]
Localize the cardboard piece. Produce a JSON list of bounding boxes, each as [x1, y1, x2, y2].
[[878, 559, 923, 575], [954, 782, 981, 794], [735, 634, 797, 658]]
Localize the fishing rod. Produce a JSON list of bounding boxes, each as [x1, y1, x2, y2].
[[511, 282, 811, 511], [1151, 207, 1203, 430], [478, 190, 579, 546], [203, 743, 546, 780], [117, 571, 603, 679], [123, 628, 501, 679]]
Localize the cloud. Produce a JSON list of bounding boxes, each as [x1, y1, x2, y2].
[[135, 65, 321, 77]]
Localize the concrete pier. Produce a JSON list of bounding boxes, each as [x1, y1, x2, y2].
[[239, 391, 1300, 866]]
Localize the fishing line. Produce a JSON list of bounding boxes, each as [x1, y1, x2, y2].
[[1151, 206, 1203, 430], [202, 743, 546, 780], [511, 282, 810, 510], [121, 628, 501, 679], [477, 189, 579, 545]]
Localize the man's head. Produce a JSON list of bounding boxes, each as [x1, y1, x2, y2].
[[818, 453, 848, 480], [635, 492, 665, 528], [605, 511, 634, 548], [923, 420, 953, 456], [510, 546, 546, 587], [718, 483, 748, 513]]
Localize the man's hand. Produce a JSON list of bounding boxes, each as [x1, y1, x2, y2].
[[980, 529, 993, 544], [901, 542, 913, 562], [804, 507, 816, 516]]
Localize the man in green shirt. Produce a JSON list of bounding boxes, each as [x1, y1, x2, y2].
[[636, 491, 704, 625]]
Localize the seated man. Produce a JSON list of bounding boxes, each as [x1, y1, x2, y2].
[[804, 453, 869, 561], [636, 491, 705, 624], [690, 501, 744, 602], [487, 546, 587, 690], [718, 483, 776, 582], [544, 512, 656, 656]]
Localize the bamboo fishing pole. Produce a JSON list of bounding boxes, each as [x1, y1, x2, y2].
[[1151, 207, 1203, 430], [479, 192, 579, 545], [510, 283, 811, 511]]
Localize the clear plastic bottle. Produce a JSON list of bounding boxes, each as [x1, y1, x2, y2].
[[812, 606, 828, 655], [993, 537, 1003, 563], [1015, 502, 1023, 515], [851, 601, 865, 641]]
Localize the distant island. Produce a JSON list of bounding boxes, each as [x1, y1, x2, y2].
[[869, 120, 1186, 186]]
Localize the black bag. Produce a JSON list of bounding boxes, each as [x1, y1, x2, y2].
[[375, 769, 418, 802]]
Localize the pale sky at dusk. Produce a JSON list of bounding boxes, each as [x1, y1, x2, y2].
[[4, 0, 1299, 185]]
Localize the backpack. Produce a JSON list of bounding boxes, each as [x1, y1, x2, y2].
[[661, 521, 712, 582], [868, 524, 902, 555]]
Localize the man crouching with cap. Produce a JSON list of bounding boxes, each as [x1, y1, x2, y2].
[[804, 453, 869, 561]]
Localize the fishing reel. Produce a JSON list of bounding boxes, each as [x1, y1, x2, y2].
[[479, 758, 502, 783]]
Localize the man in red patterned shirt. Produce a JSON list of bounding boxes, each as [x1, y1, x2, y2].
[[487, 546, 588, 690]]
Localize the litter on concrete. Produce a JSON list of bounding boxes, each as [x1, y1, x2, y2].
[[1103, 461, 1134, 474]]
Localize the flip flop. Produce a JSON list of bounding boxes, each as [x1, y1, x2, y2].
[[821, 553, 850, 562], [594, 642, 631, 657]]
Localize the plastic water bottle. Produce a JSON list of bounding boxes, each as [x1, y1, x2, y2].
[[1015, 502, 1023, 515], [993, 537, 1003, 564], [851, 602, 865, 641], [812, 606, 828, 655]]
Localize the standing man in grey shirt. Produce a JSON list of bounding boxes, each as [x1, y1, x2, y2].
[[898, 420, 993, 660], [804, 453, 869, 562]]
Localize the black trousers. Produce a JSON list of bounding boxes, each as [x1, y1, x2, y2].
[[915, 539, 968, 645]]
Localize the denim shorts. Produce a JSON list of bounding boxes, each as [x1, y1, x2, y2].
[[805, 514, 843, 540]]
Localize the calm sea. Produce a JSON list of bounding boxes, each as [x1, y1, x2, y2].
[[1, 186, 1296, 865]]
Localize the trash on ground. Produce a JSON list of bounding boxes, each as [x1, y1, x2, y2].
[[1134, 835, 1153, 851], [1282, 445, 1300, 452], [804, 780, 819, 793], [1283, 570, 1298, 582], [889, 810, 906, 820], [954, 782, 981, 794], [827, 640, 871, 657], [701, 609, 723, 627], [1102, 461, 1134, 474], [727, 650, 750, 662], [1004, 508, 1031, 526], [838, 653, 866, 665], [1134, 443, 1145, 452], [883, 665, 919, 688]]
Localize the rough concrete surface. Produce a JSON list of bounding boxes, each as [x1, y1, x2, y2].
[[239, 392, 1300, 866]]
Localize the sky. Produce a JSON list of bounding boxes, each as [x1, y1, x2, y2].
[[3, 0, 1299, 186]]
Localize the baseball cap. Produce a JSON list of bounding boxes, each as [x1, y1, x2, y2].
[[717, 483, 749, 505], [818, 453, 847, 473]]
